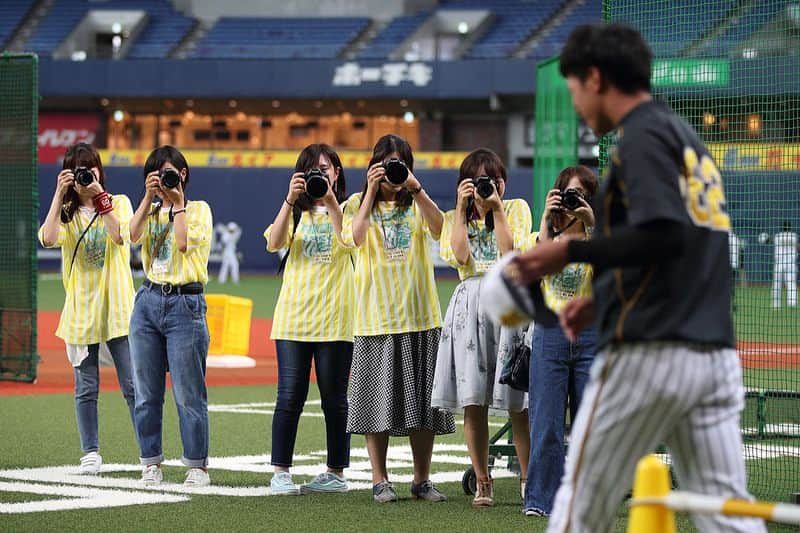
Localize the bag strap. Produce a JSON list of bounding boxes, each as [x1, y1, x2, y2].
[[67, 211, 100, 278], [277, 208, 302, 274]]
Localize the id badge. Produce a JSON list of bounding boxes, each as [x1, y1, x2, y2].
[[150, 256, 170, 275], [312, 251, 332, 264], [384, 246, 407, 263]]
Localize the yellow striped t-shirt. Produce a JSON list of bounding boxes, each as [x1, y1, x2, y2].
[[38, 194, 136, 344], [527, 231, 594, 315], [265, 206, 355, 342], [341, 193, 442, 336], [439, 198, 532, 280], [132, 201, 213, 285]]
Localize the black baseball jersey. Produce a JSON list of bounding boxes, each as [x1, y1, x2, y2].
[[592, 101, 734, 349]]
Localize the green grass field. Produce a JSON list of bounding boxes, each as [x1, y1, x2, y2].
[[3, 273, 797, 531]]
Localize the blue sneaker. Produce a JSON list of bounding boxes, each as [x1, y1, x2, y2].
[[270, 472, 300, 496], [300, 472, 348, 494]]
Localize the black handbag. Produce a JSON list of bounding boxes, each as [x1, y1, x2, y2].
[[499, 342, 530, 392]]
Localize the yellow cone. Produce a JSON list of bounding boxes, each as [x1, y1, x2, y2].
[[628, 455, 676, 533]]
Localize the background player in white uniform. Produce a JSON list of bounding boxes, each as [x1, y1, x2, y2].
[[218, 221, 242, 284], [511, 24, 765, 532], [767, 221, 798, 308]]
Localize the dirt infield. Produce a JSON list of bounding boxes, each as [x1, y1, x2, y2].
[[0, 312, 279, 396], [1, 312, 797, 396]]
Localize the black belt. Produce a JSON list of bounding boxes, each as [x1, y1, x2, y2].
[[143, 279, 204, 295]]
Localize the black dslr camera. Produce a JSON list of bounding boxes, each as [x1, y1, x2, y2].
[[560, 188, 584, 211], [304, 168, 329, 199], [160, 168, 181, 189], [473, 176, 495, 199], [74, 167, 94, 187], [383, 158, 408, 185]]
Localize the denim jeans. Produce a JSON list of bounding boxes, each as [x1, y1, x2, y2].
[[524, 324, 597, 513], [129, 285, 210, 467], [74, 336, 136, 453], [272, 340, 353, 469]]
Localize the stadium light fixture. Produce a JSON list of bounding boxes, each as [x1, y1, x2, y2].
[[112, 22, 122, 34], [458, 22, 469, 34], [113, 109, 124, 122], [703, 112, 716, 126], [403, 111, 415, 124]]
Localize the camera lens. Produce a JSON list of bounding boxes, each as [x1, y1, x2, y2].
[[304, 168, 329, 199], [474, 176, 495, 199], [383, 158, 408, 185], [74, 167, 94, 187], [560, 188, 583, 211], [161, 168, 181, 189]]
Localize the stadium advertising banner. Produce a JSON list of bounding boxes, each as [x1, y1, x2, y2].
[[709, 143, 800, 172], [38, 112, 100, 164], [99, 149, 469, 169]]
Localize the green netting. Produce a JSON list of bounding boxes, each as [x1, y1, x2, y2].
[[602, 0, 800, 502], [0, 53, 38, 382]]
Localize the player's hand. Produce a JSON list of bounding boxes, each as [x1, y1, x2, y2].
[[144, 171, 161, 201], [286, 173, 306, 203], [559, 296, 595, 342], [543, 189, 562, 219], [365, 163, 385, 195], [567, 195, 595, 228], [56, 170, 74, 196], [456, 180, 475, 213], [512, 240, 570, 285]]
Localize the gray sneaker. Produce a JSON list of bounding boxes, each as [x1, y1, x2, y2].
[[372, 480, 398, 503], [410, 480, 447, 502]]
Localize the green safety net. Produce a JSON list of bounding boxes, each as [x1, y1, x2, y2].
[[602, 0, 800, 502], [0, 53, 39, 382]]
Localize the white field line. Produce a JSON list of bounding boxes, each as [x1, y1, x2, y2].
[[0, 481, 188, 514]]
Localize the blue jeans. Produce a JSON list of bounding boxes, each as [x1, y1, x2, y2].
[[74, 336, 136, 453], [525, 324, 597, 513], [272, 340, 353, 469], [129, 285, 210, 467]]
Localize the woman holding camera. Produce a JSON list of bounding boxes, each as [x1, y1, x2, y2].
[[343, 134, 455, 503], [38, 142, 136, 475], [128, 145, 213, 487], [264, 144, 354, 495], [523, 165, 597, 517], [431, 148, 532, 507]]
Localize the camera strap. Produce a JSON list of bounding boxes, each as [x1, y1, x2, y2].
[[67, 211, 100, 278], [277, 209, 302, 274], [550, 217, 578, 239]]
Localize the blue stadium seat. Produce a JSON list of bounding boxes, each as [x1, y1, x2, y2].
[[528, 0, 601, 59], [24, 0, 194, 59], [357, 11, 430, 60], [439, 0, 563, 59], [190, 17, 370, 59], [0, 0, 36, 49], [692, 0, 791, 57]]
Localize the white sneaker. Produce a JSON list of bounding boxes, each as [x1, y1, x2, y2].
[[78, 452, 102, 475], [184, 468, 211, 487], [141, 464, 163, 485]]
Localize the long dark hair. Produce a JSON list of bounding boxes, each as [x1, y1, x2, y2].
[[143, 145, 189, 216], [60, 143, 107, 223], [457, 148, 507, 224], [293, 143, 347, 212], [360, 134, 414, 211], [549, 164, 597, 237]]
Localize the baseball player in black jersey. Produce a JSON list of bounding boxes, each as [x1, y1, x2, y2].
[[513, 24, 766, 532]]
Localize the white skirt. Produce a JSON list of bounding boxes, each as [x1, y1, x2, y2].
[[432, 276, 529, 413]]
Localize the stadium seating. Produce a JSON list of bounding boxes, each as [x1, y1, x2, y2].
[[691, 0, 791, 57], [24, 0, 193, 59], [0, 0, 35, 49], [357, 11, 431, 60], [191, 17, 370, 59], [528, 0, 601, 59], [439, 0, 563, 59]]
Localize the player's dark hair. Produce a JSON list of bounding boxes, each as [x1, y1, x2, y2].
[[549, 165, 597, 237], [361, 134, 414, 211], [559, 23, 652, 94], [60, 142, 107, 223]]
